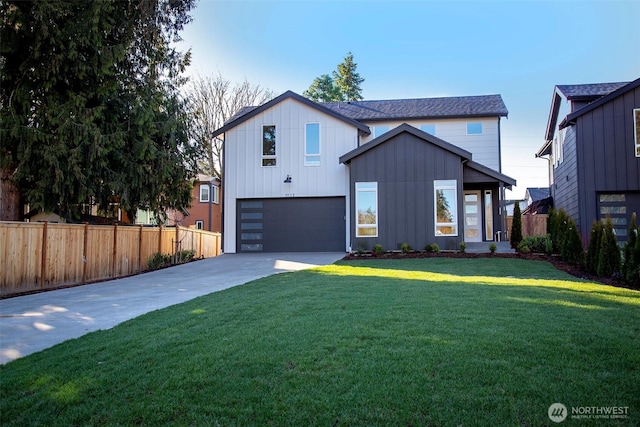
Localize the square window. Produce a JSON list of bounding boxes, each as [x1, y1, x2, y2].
[[466, 122, 483, 135], [195, 220, 204, 230], [373, 126, 389, 138], [420, 124, 436, 135]]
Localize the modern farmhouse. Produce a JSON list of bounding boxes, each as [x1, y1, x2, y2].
[[213, 91, 515, 253]]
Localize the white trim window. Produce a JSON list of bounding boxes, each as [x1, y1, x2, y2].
[[262, 125, 276, 167], [466, 122, 483, 135], [195, 220, 204, 230], [212, 185, 220, 204], [420, 124, 436, 135], [434, 180, 458, 236], [199, 184, 210, 202], [356, 182, 378, 237], [634, 108, 640, 157], [305, 123, 321, 166]]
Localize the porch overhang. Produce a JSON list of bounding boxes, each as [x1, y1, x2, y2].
[[463, 161, 516, 190]]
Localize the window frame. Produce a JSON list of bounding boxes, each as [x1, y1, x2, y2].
[[199, 184, 210, 203], [634, 108, 640, 157], [304, 122, 321, 166], [434, 180, 458, 236], [466, 122, 483, 135], [262, 125, 277, 167], [355, 182, 378, 237], [212, 185, 220, 204], [195, 220, 204, 230], [484, 190, 493, 241]]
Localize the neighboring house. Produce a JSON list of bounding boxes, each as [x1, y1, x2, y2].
[[522, 187, 552, 215], [504, 199, 527, 217], [213, 91, 515, 253], [536, 78, 640, 245], [166, 174, 221, 232]]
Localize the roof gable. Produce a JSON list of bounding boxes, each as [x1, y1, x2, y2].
[[560, 77, 640, 129], [323, 95, 508, 122], [339, 123, 472, 164], [464, 160, 516, 188], [211, 91, 370, 138]]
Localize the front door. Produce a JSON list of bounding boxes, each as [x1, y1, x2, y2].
[[464, 191, 482, 242]]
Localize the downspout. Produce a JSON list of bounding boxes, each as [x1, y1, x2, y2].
[[220, 133, 225, 253], [208, 179, 213, 232]]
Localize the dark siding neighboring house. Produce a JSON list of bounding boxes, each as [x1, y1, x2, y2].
[[537, 78, 640, 244]]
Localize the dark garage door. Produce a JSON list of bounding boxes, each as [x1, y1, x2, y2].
[[237, 197, 345, 252]]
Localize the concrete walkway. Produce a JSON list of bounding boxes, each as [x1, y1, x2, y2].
[[0, 252, 345, 364], [464, 241, 515, 253]]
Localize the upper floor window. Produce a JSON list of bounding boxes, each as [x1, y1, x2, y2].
[[634, 109, 640, 157], [434, 180, 458, 236], [466, 122, 483, 135], [199, 184, 210, 202], [305, 123, 321, 166], [356, 182, 378, 237], [420, 124, 436, 135], [262, 125, 276, 166], [212, 185, 220, 204], [195, 220, 204, 230], [373, 126, 389, 138]]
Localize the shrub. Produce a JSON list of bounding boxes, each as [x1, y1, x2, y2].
[[597, 217, 621, 278], [401, 243, 412, 254], [148, 252, 171, 270], [586, 220, 604, 274], [517, 235, 552, 254], [176, 249, 196, 264], [489, 243, 497, 254], [373, 244, 384, 256], [560, 218, 584, 265], [510, 201, 523, 249], [630, 230, 640, 287], [459, 241, 466, 253], [622, 213, 637, 282], [425, 243, 440, 253]]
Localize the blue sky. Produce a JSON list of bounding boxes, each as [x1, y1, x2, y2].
[[177, 0, 640, 198]]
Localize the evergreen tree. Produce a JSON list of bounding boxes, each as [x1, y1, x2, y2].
[[1, 0, 196, 222], [510, 201, 523, 249], [333, 52, 364, 102], [560, 217, 584, 265], [586, 220, 604, 274], [303, 52, 364, 102], [302, 74, 342, 102], [597, 217, 621, 278], [622, 213, 637, 280]]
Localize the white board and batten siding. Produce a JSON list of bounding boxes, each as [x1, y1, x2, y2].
[[361, 118, 502, 171], [223, 98, 360, 253]]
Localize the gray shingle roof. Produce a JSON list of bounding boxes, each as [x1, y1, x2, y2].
[[321, 95, 508, 121], [526, 187, 550, 202], [556, 82, 629, 100]]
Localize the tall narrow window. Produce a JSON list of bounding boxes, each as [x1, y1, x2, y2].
[[634, 109, 640, 157], [305, 123, 321, 165], [485, 190, 493, 241], [262, 125, 276, 166], [356, 182, 378, 237], [434, 180, 458, 236], [466, 122, 483, 135], [199, 184, 210, 202], [212, 185, 220, 204]]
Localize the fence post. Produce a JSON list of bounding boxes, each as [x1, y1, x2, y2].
[[82, 222, 88, 284], [40, 221, 48, 289], [138, 225, 143, 273], [112, 224, 118, 277], [158, 225, 163, 253]]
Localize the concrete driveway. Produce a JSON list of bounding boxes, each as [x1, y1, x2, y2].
[[0, 252, 344, 365]]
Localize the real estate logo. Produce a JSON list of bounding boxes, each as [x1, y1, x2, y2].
[[548, 403, 568, 423]]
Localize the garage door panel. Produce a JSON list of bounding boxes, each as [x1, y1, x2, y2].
[[237, 197, 345, 252]]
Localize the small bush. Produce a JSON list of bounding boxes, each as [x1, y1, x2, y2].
[[560, 218, 584, 265], [176, 249, 196, 264], [517, 235, 552, 254], [148, 252, 171, 270], [373, 244, 384, 256], [489, 243, 497, 254], [517, 243, 531, 254], [459, 241, 466, 253], [401, 243, 412, 254], [425, 243, 440, 253], [622, 213, 638, 284]]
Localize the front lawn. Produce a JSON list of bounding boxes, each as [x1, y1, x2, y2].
[[1, 258, 639, 426]]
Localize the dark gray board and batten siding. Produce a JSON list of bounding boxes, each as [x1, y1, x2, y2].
[[558, 83, 640, 241], [345, 131, 465, 251]]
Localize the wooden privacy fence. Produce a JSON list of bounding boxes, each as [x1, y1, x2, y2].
[[0, 222, 221, 297], [506, 214, 548, 239]]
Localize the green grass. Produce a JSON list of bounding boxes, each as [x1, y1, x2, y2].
[[2, 258, 639, 426]]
